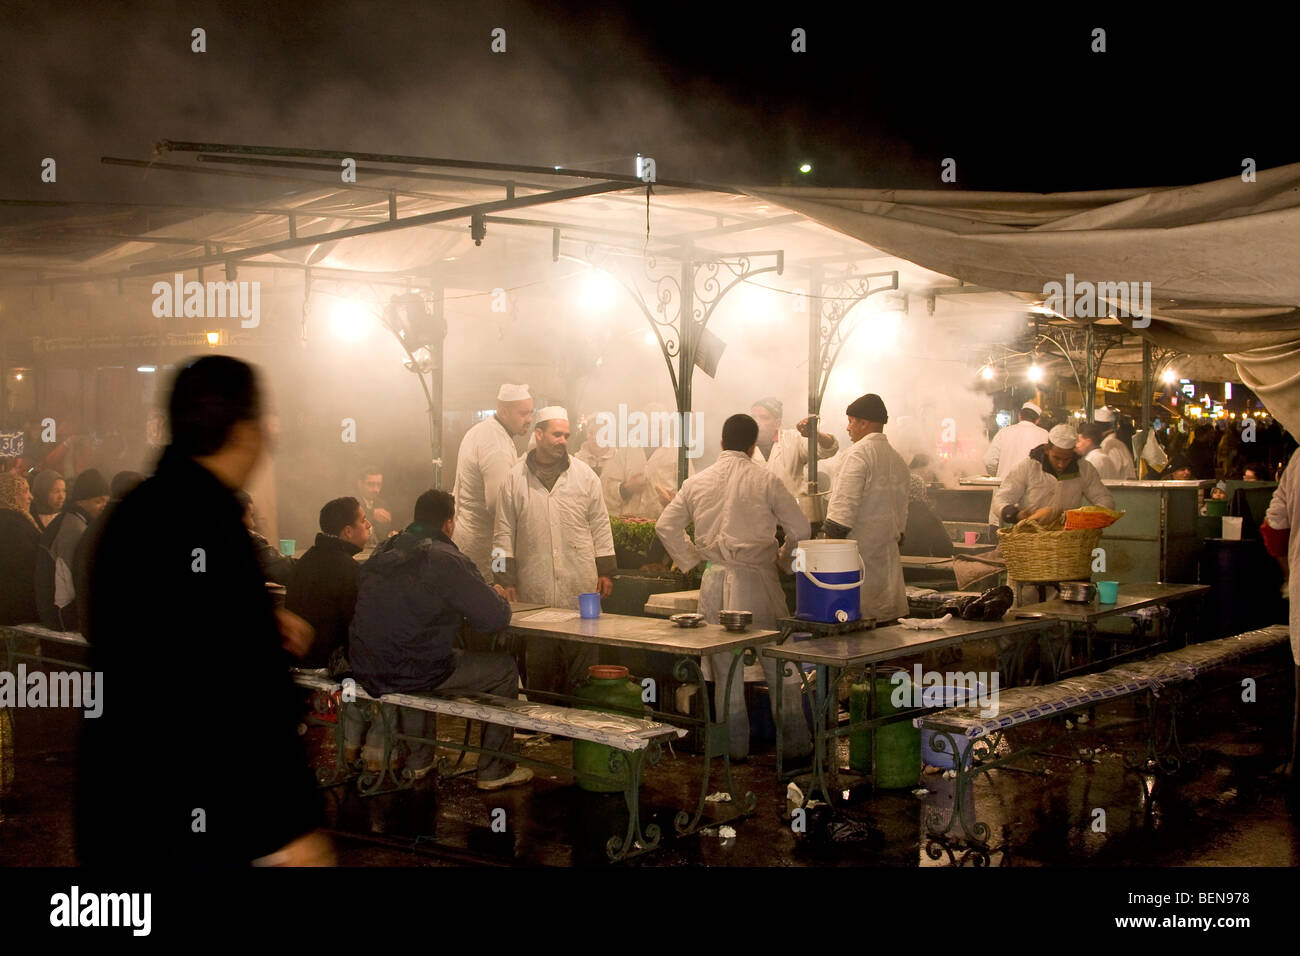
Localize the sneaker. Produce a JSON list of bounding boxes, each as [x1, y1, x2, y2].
[[476, 767, 534, 791]]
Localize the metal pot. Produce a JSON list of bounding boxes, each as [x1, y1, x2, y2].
[[1058, 581, 1097, 603], [797, 476, 832, 524]]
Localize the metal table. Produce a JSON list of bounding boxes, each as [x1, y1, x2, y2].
[[1014, 582, 1210, 676], [507, 607, 782, 835], [764, 617, 1053, 806]]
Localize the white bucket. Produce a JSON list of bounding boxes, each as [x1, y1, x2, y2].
[[794, 539, 865, 623]]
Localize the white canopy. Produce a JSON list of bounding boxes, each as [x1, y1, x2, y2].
[[747, 164, 1300, 429]]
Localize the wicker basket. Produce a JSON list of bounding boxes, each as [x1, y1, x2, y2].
[[997, 519, 1103, 582]]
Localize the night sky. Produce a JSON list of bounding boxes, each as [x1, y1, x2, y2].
[[0, 2, 1293, 202]]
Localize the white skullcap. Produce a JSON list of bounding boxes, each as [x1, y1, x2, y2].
[[497, 383, 531, 402], [1021, 401, 1042, 414], [1049, 424, 1078, 449], [534, 406, 569, 426], [1094, 405, 1115, 423]]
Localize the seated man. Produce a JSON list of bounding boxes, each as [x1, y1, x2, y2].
[[287, 496, 371, 671], [237, 489, 295, 585], [287, 495, 381, 767], [349, 489, 533, 790]]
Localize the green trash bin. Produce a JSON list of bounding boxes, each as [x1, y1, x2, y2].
[[573, 665, 647, 792], [848, 666, 920, 789]]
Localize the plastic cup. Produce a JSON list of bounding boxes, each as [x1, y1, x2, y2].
[[578, 592, 602, 619], [1221, 516, 1243, 541], [964, 531, 979, 545], [279, 539, 295, 557], [1097, 580, 1119, 604]]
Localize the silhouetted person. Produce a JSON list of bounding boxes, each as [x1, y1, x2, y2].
[[79, 355, 331, 866]]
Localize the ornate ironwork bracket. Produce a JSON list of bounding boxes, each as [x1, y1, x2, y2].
[[806, 268, 900, 487], [559, 239, 785, 484], [1033, 323, 1128, 418]]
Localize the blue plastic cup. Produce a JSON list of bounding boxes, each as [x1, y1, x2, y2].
[[578, 592, 602, 619], [1097, 580, 1119, 604]]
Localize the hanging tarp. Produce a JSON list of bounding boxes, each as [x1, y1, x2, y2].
[[746, 164, 1300, 431]]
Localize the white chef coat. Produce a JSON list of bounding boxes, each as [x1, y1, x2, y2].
[[984, 420, 1050, 477], [1084, 447, 1120, 479], [824, 432, 911, 622], [451, 416, 521, 580], [575, 439, 614, 477], [493, 454, 615, 611], [601, 445, 687, 519], [756, 428, 838, 498], [1101, 433, 1137, 480], [657, 449, 810, 680], [1263, 463, 1300, 664], [989, 453, 1116, 526]]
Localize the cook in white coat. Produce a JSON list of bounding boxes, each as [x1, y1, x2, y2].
[[493, 407, 618, 696], [1262, 461, 1300, 778], [656, 413, 812, 761], [1094, 406, 1137, 480], [823, 393, 911, 623], [1075, 421, 1121, 479], [451, 383, 533, 581], [601, 405, 688, 519], [990, 424, 1116, 527], [750, 396, 839, 499], [984, 401, 1050, 477]]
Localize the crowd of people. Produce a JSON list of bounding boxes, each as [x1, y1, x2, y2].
[[985, 399, 1290, 485], [4, 355, 1298, 867], [0, 356, 928, 864]]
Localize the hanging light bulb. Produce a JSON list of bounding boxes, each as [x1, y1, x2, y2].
[[979, 365, 995, 381], [1027, 363, 1044, 384]]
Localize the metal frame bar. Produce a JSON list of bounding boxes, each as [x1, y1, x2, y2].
[[155, 139, 746, 195], [123, 180, 638, 276]]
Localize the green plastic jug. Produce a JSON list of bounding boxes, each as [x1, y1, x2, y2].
[[573, 665, 647, 792], [849, 667, 920, 788]]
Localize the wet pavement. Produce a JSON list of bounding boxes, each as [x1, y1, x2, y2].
[[2, 651, 1297, 868]]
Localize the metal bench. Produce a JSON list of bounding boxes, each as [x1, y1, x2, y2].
[[916, 625, 1289, 848], [0, 623, 90, 671], [289, 670, 684, 861]]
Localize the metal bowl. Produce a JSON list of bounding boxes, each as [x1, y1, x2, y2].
[[718, 609, 753, 632], [1058, 581, 1097, 603], [670, 613, 706, 628]]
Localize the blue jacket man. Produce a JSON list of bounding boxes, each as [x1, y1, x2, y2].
[[349, 489, 533, 790]]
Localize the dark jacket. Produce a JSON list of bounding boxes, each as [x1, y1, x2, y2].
[[77, 446, 322, 866], [0, 509, 41, 625], [286, 532, 361, 671], [72, 500, 120, 626], [251, 531, 295, 585], [350, 525, 511, 696], [34, 505, 92, 632]]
